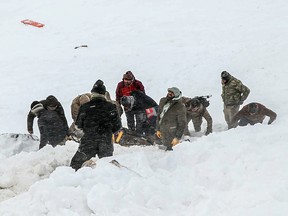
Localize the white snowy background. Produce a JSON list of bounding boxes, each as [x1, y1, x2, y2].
[[0, 0, 288, 215]]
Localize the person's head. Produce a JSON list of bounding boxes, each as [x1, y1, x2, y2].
[[190, 98, 201, 111], [91, 79, 106, 95], [167, 87, 181, 100], [79, 94, 90, 105], [123, 71, 135, 86], [120, 95, 135, 110], [30, 101, 44, 116], [248, 103, 259, 115], [46, 95, 59, 110], [221, 71, 231, 84]]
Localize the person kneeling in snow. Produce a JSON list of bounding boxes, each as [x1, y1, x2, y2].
[[30, 101, 68, 149], [231, 102, 277, 128], [121, 90, 158, 137], [70, 81, 122, 171], [156, 87, 187, 151], [182, 96, 213, 137]]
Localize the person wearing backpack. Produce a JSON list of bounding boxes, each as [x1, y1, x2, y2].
[[182, 96, 213, 137]]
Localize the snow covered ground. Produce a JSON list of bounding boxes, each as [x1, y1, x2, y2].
[[0, 0, 288, 215]]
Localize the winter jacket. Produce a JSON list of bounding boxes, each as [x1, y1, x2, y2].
[[115, 80, 145, 103], [37, 109, 67, 149], [128, 90, 159, 136], [27, 99, 68, 134], [130, 90, 158, 111], [75, 95, 122, 151], [221, 76, 250, 106], [156, 97, 187, 140], [182, 97, 212, 135], [231, 103, 277, 126], [71, 93, 92, 121]]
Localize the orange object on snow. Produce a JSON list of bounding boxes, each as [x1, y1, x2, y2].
[[21, 19, 44, 28]]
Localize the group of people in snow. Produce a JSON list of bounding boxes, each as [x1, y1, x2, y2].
[[27, 70, 277, 170]]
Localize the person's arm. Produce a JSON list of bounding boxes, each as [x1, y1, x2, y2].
[[262, 107, 277, 124], [203, 109, 213, 135], [27, 111, 36, 134]]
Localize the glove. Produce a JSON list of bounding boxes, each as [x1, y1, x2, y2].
[[112, 134, 115, 142], [156, 131, 161, 138], [171, 138, 180, 146]]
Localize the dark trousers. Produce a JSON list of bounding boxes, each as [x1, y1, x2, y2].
[[70, 134, 113, 171]]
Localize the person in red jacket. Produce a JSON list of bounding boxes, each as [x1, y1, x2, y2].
[[115, 71, 145, 131]]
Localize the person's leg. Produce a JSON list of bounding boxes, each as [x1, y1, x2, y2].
[[191, 116, 202, 132], [224, 105, 240, 129], [125, 110, 135, 131], [70, 150, 89, 171], [183, 114, 192, 136], [135, 111, 147, 135], [98, 135, 114, 159]]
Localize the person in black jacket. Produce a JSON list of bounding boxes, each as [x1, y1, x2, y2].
[[70, 81, 122, 171], [27, 95, 69, 135], [30, 101, 67, 149], [121, 90, 158, 136]]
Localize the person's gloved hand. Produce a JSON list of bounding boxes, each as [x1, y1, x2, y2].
[[268, 120, 273, 125], [171, 138, 180, 146], [156, 131, 161, 138]]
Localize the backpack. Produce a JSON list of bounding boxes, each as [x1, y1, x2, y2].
[[195, 96, 211, 108]]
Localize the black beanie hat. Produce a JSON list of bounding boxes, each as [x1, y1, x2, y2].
[[46, 95, 59, 107], [91, 79, 106, 95]]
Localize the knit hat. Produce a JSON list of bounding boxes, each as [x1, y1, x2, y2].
[[30, 101, 44, 114], [221, 71, 231, 81], [79, 94, 90, 105], [248, 103, 259, 114], [123, 71, 134, 81], [120, 96, 135, 111], [121, 96, 135, 107], [46, 95, 58, 107], [91, 79, 106, 95], [167, 87, 181, 98]]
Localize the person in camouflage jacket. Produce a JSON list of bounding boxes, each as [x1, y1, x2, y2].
[[221, 71, 250, 129], [70, 82, 122, 171], [156, 87, 187, 151], [182, 97, 213, 136], [231, 102, 277, 127]]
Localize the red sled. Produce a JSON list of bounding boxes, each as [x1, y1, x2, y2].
[[21, 19, 44, 28]]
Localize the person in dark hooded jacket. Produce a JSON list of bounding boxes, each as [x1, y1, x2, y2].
[[30, 101, 67, 149], [121, 90, 158, 136], [70, 81, 122, 171], [27, 95, 69, 135]]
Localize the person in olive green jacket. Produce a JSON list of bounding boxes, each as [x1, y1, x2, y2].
[[221, 71, 250, 129], [182, 97, 213, 136], [156, 87, 187, 151]]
